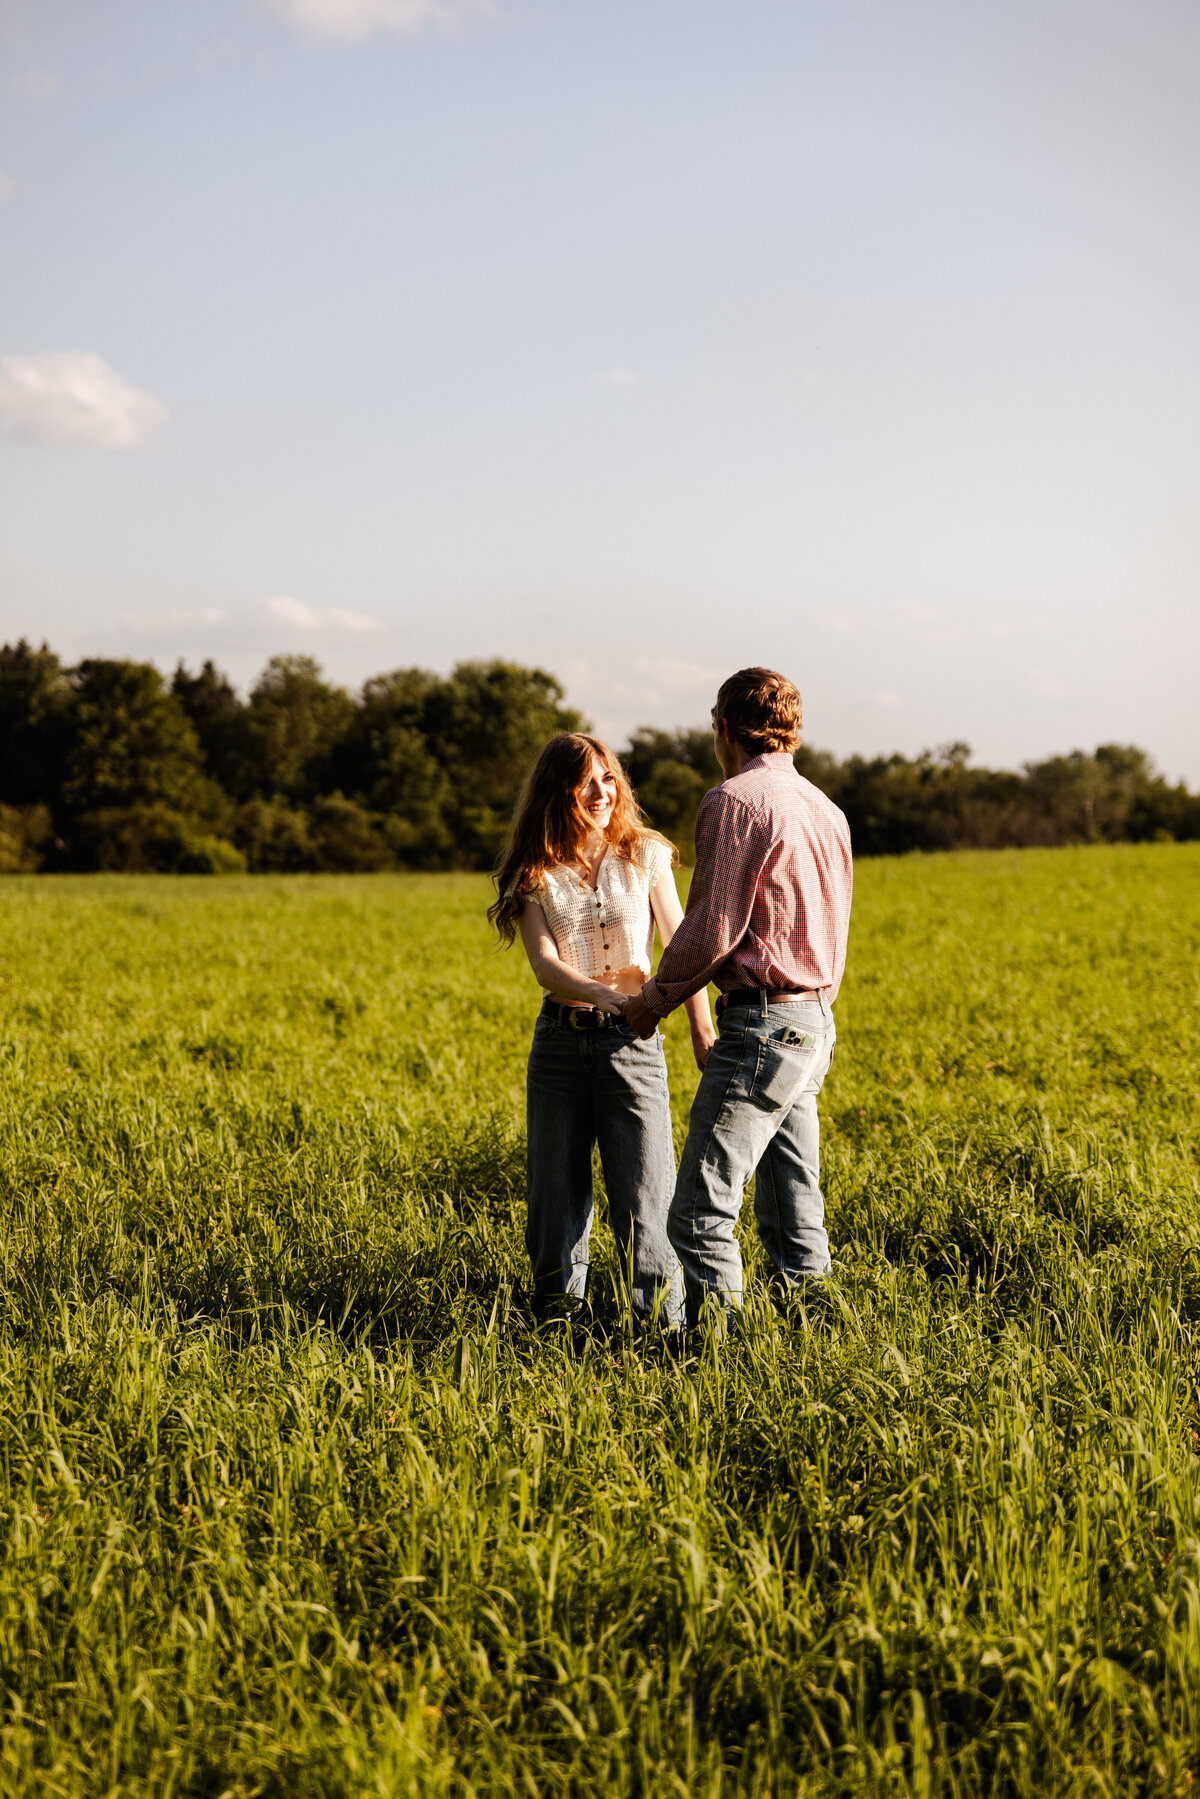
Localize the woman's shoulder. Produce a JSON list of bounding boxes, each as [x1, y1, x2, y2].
[[644, 830, 677, 872], [618, 830, 676, 884], [533, 860, 579, 902]]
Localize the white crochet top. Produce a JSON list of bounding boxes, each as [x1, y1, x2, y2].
[[532, 837, 675, 993]]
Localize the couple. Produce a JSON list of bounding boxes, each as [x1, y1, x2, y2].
[[488, 666, 853, 1333]]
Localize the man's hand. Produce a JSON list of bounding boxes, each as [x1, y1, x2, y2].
[[619, 989, 660, 1040]]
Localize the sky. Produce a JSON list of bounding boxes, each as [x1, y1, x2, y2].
[[1, 0, 1198, 780]]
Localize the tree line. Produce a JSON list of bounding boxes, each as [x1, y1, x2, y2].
[[1, 640, 1196, 873]]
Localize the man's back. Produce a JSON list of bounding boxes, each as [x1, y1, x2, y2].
[[647, 751, 853, 1012], [623, 666, 851, 1322]]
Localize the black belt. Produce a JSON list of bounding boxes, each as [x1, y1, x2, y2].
[[715, 987, 819, 1016], [541, 1000, 628, 1030]]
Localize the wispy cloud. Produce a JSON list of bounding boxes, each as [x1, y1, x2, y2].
[[0, 352, 168, 450], [563, 654, 723, 746], [0, 171, 15, 205], [262, 0, 496, 42], [120, 608, 229, 630], [591, 368, 638, 388], [266, 595, 377, 633], [115, 598, 377, 642]]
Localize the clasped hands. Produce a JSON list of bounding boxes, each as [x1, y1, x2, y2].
[[615, 987, 659, 1040], [614, 987, 715, 1070]]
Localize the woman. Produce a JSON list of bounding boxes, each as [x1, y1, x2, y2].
[[489, 733, 714, 1329]]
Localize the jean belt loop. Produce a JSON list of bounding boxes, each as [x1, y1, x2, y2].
[[759, 985, 769, 1019]]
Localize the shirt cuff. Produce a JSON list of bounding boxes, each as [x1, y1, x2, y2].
[[641, 977, 670, 1018]]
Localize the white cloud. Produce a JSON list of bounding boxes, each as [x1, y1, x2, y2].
[[592, 368, 638, 388], [0, 352, 168, 450], [266, 595, 377, 633], [267, 595, 320, 628], [326, 607, 378, 631], [0, 171, 15, 205], [263, 0, 495, 41]]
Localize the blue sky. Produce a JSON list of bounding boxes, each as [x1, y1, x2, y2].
[[2, 0, 1198, 779]]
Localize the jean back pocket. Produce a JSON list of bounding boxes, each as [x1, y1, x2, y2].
[[754, 1032, 820, 1110]]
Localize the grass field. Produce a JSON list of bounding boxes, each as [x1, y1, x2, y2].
[[1, 844, 1199, 1797]]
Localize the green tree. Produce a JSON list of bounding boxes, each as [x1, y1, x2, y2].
[[232, 800, 317, 873], [420, 661, 584, 867], [240, 656, 355, 802], [0, 804, 53, 873], [333, 669, 455, 868], [172, 659, 249, 795], [63, 659, 223, 822], [79, 804, 247, 873], [308, 795, 394, 872], [622, 727, 722, 852], [0, 640, 74, 809]]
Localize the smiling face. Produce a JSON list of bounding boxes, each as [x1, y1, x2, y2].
[[576, 752, 618, 836]]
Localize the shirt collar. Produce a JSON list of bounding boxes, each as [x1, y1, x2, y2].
[[738, 750, 795, 775]]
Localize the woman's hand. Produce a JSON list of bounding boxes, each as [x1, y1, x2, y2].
[[593, 986, 628, 1015], [519, 899, 627, 1012], [690, 1020, 716, 1071], [619, 989, 659, 1040]]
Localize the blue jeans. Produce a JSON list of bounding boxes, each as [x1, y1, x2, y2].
[[525, 1002, 685, 1329], [668, 992, 835, 1326]]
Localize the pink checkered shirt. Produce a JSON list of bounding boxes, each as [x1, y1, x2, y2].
[[643, 752, 853, 1015]]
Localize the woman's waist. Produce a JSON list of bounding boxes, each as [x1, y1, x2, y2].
[[542, 964, 647, 1006], [535, 996, 659, 1041]]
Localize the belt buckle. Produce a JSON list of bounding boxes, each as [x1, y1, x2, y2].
[[569, 1007, 592, 1031]]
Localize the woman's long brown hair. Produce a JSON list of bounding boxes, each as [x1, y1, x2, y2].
[[488, 733, 670, 944]]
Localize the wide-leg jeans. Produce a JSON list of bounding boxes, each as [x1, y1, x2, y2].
[[668, 992, 835, 1326], [525, 1003, 685, 1328]]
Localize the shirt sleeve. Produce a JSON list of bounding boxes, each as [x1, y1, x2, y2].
[[641, 788, 763, 1016], [647, 836, 674, 888]]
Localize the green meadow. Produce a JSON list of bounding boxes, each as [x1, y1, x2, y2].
[[1, 844, 1198, 1797]]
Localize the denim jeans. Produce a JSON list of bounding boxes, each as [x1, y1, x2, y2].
[[668, 992, 835, 1326], [525, 1002, 685, 1328]]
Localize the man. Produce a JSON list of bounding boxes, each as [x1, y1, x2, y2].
[[621, 667, 852, 1326]]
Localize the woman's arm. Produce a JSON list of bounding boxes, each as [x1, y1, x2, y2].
[[649, 870, 716, 1070], [518, 897, 626, 1013]]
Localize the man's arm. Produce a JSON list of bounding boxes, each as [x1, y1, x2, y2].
[[626, 789, 763, 1031], [648, 864, 715, 1069]]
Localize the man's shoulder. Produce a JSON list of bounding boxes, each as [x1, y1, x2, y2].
[[697, 778, 762, 825], [703, 761, 801, 823], [793, 773, 850, 833], [735, 761, 851, 846], [700, 760, 849, 838]]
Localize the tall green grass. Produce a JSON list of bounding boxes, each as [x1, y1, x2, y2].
[[1, 844, 1198, 1796]]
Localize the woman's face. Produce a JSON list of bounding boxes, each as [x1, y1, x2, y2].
[[577, 752, 618, 835]]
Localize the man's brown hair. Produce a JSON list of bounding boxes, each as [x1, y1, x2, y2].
[[713, 667, 802, 754]]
